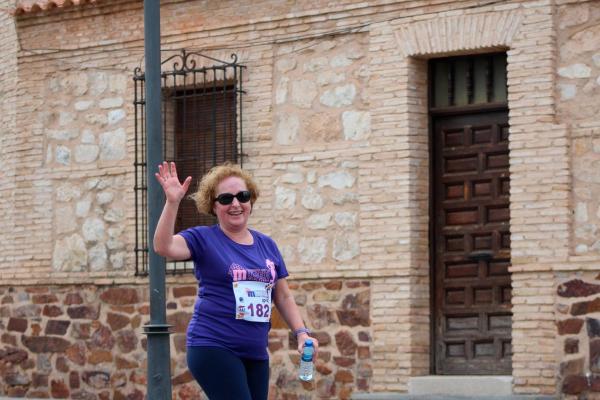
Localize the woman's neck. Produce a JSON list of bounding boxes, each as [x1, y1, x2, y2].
[[219, 224, 253, 245]]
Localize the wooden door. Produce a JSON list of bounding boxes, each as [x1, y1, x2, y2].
[[433, 110, 512, 375]]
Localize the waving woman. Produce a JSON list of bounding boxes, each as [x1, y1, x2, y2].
[[153, 161, 318, 400]]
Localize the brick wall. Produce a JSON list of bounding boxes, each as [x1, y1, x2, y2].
[[1, 0, 599, 398], [0, 0, 18, 274]]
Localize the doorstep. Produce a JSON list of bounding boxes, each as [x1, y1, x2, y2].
[[410, 375, 513, 396], [351, 375, 556, 400], [352, 395, 556, 400]]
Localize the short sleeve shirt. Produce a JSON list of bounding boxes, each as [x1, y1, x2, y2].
[[179, 225, 289, 360]]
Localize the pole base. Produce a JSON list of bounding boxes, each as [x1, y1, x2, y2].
[[143, 324, 172, 335]]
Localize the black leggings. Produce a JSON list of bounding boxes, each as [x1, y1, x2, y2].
[[187, 346, 269, 400]]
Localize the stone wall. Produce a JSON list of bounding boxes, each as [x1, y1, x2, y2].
[[553, 1, 600, 398], [557, 1, 600, 256], [0, 280, 371, 399], [556, 274, 600, 397], [270, 280, 372, 399], [6, 66, 134, 280], [1, 285, 152, 399], [268, 32, 368, 273]]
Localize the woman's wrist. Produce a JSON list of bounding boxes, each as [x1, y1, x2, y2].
[[293, 327, 311, 337], [165, 198, 182, 207]]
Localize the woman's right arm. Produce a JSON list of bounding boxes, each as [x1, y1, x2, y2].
[[153, 161, 192, 261]]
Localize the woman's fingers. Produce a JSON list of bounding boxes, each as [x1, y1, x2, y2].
[[297, 336, 319, 358], [157, 162, 167, 180], [154, 172, 164, 186], [157, 161, 183, 184], [170, 162, 178, 179], [181, 176, 192, 193]]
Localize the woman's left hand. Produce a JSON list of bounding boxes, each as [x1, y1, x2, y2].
[[297, 333, 319, 358]]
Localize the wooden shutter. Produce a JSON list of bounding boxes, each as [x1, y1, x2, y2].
[[174, 86, 237, 233]]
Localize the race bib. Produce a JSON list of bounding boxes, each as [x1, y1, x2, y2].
[[233, 281, 272, 323]]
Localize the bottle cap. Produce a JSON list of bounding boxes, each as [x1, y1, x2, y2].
[[304, 339, 313, 347]]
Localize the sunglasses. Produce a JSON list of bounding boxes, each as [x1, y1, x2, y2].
[[215, 190, 252, 205]]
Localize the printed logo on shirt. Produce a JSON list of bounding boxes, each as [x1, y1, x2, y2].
[[228, 258, 278, 284], [245, 288, 269, 298]]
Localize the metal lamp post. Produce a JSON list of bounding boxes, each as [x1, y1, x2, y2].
[[142, 0, 172, 398]]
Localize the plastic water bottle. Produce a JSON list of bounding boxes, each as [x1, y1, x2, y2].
[[298, 339, 314, 381]]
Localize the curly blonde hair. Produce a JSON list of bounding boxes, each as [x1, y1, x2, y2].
[[191, 163, 260, 216]]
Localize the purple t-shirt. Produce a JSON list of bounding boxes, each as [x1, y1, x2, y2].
[[179, 224, 289, 360]]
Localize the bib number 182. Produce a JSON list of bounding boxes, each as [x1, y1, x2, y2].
[[247, 303, 270, 318]]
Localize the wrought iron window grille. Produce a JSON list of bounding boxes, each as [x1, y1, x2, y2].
[[133, 50, 246, 276]]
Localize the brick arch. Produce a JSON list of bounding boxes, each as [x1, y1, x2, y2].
[[393, 11, 522, 58]]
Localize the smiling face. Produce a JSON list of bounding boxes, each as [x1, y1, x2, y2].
[[213, 176, 252, 233]]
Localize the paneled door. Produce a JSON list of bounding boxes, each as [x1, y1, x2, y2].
[[433, 110, 512, 375]]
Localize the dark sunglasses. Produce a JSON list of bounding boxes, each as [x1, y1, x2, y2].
[[215, 190, 252, 205]]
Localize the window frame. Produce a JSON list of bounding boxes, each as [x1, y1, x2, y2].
[[133, 51, 246, 276]]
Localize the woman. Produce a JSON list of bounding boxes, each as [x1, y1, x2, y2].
[[153, 161, 318, 400]]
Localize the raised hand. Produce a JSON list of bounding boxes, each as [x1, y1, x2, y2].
[[154, 161, 192, 204]]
